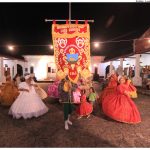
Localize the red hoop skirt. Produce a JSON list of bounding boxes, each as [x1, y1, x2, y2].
[[76, 95, 93, 116], [102, 84, 141, 124]]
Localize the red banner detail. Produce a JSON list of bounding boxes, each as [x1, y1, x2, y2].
[[66, 20, 69, 24], [52, 24, 90, 83], [75, 20, 78, 24]]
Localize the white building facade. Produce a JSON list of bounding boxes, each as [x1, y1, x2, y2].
[[1, 54, 149, 86]]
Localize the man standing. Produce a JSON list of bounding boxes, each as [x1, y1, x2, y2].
[[58, 76, 74, 130]]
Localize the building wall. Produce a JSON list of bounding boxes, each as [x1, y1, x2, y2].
[[3, 59, 27, 78], [98, 54, 150, 77], [23, 55, 105, 80], [141, 54, 150, 66], [3, 55, 105, 80], [4, 54, 149, 80], [90, 56, 105, 76], [98, 61, 121, 77], [24, 55, 56, 80]]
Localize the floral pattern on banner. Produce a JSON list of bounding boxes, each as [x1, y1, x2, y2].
[[52, 24, 91, 83]]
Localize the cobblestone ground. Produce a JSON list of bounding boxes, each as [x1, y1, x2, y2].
[[0, 83, 150, 147]]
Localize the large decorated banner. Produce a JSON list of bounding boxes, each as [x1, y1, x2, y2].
[[52, 22, 91, 83]]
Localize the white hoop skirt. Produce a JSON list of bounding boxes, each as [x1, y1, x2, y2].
[[9, 82, 49, 119]]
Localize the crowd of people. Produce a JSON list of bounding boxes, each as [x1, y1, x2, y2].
[[0, 70, 141, 131]]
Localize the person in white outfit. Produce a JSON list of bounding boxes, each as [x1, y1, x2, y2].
[[9, 74, 48, 119]]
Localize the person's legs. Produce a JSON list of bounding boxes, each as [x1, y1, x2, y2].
[[64, 103, 69, 130], [87, 114, 90, 118], [90, 101, 95, 115], [77, 115, 83, 119], [67, 103, 73, 125], [64, 103, 69, 121], [90, 101, 94, 106], [68, 103, 73, 114]]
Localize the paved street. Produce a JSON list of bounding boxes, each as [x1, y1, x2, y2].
[[0, 83, 150, 147]]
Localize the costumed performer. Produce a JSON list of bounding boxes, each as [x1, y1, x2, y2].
[[9, 74, 49, 119], [0, 75, 19, 106], [76, 89, 93, 119], [73, 87, 81, 104], [47, 80, 60, 99], [88, 87, 97, 105], [30, 76, 48, 100], [99, 70, 118, 103], [102, 76, 141, 124], [58, 76, 75, 130]]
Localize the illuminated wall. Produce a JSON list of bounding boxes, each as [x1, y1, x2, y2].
[[24, 55, 56, 80], [3, 58, 27, 78], [24, 55, 105, 80], [3, 54, 149, 81]]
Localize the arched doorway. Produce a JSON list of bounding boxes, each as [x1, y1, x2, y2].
[[17, 64, 23, 76]]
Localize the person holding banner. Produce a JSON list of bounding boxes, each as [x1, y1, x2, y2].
[[58, 76, 76, 130]]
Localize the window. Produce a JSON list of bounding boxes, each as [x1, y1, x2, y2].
[[48, 67, 51, 73], [25, 68, 28, 72]]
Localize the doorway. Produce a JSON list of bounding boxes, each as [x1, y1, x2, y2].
[[17, 64, 23, 76]]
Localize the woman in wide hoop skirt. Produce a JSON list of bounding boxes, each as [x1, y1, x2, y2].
[[9, 74, 48, 119], [102, 76, 141, 124], [100, 71, 118, 102]]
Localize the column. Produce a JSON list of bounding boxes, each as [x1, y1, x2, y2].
[[120, 58, 124, 75], [14, 60, 17, 76], [120, 58, 123, 68], [132, 54, 142, 86], [0, 57, 4, 82]]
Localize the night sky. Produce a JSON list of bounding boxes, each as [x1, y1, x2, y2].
[[0, 2, 150, 60]]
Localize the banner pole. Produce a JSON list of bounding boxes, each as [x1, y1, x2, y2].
[[45, 19, 94, 23], [69, 2, 71, 24]]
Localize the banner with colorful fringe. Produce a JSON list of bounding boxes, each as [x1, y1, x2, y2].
[[52, 21, 91, 83]]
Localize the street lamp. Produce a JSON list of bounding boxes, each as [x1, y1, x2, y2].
[[49, 45, 53, 49], [94, 64, 97, 67], [94, 42, 100, 48], [8, 45, 14, 51]]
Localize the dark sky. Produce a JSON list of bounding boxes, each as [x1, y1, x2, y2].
[[0, 2, 150, 59]]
